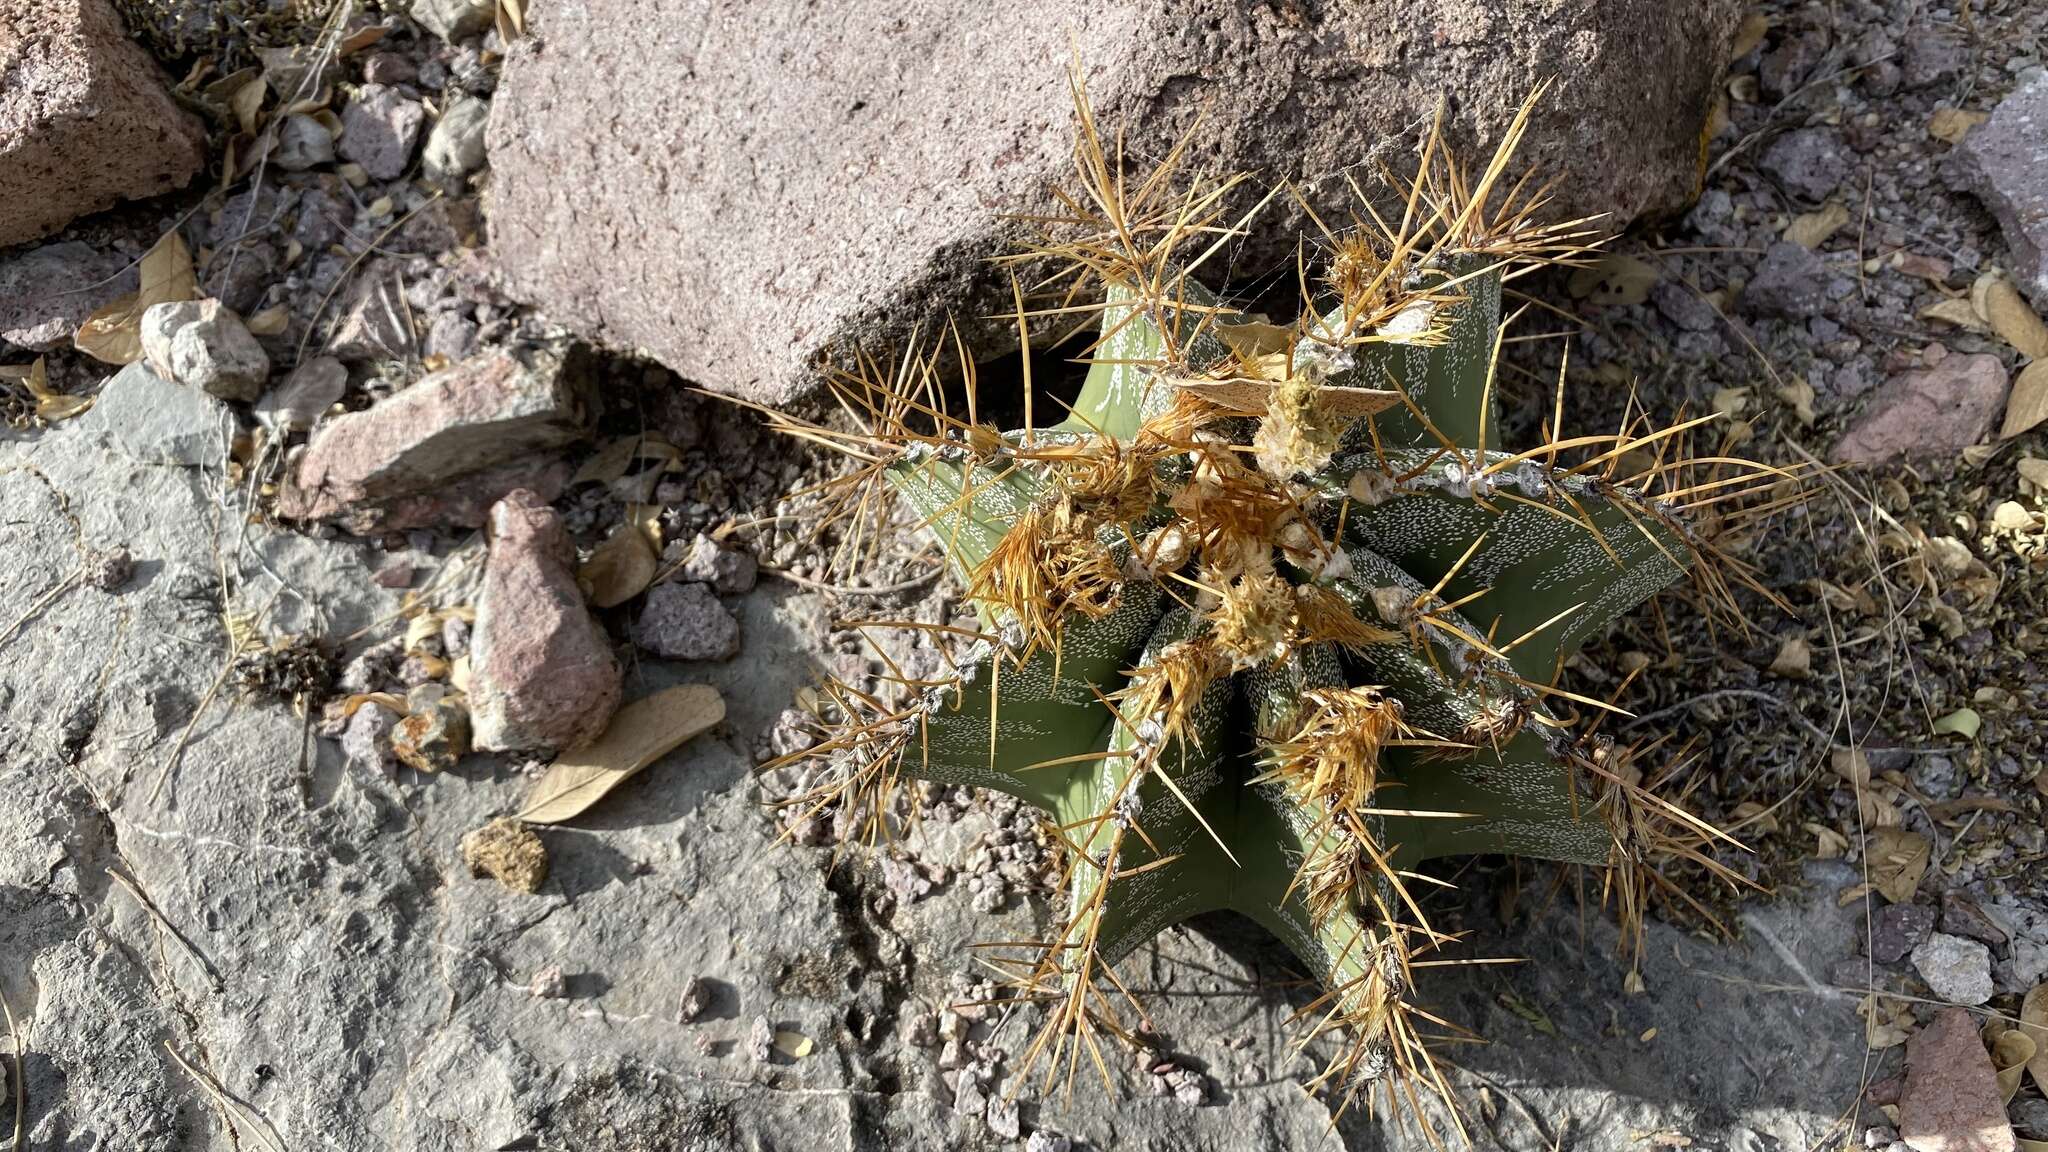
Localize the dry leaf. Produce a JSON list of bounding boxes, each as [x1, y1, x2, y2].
[[2001, 360, 2048, 439], [1769, 636, 1812, 678], [74, 231, 198, 365], [1832, 746, 1871, 788], [230, 75, 267, 135], [337, 23, 388, 53], [570, 435, 679, 487], [1862, 993, 1913, 1049], [1932, 707, 1982, 739], [1866, 826, 1930, 903], [1785, 201, 1851, 249], [772, 1030, 813, 1059], [1170, 376, 1400, 423], [1921, 297, 1991, 333], [579, 525, 657, 608], [1990, 1026, 2035, 1103], [1928, 106, 1989, 144], [1711, 386, 1751, 418], [1213, 319, 1296, 360], [1982, 275, 2048, 358], [245, 304, 289, 336], [1777, 377, 1817, 425], [1730, 12, 1770, 59], [495, 0, 527, 41], [1805, 822, 1849, 859], [6, 356, 94, 422], [2020, 457, 2048, 489], [2022, 984, 2048, 1096], [516, 684, 726, 824], [1568, 253, 1659, 307]]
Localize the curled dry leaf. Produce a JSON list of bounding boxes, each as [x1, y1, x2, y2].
[[1982, 276, 2048, 359], [570, 434, 680, 487], [580, 524, 657, 608], [230, 75, 267, 136], [3, 357, 92, 422], [1922, 297, 1991, 333], [1805, 822, 1849, 859], [1729, 12, 1770, 59], [1567, 253, 1658, 307], [74, 231, 198, 365], [771, 1030, 814, 1059], [1928, 106, 1989, 144], [2023, 983, 2048, 1095], [2001, 361, 2048, 439], [1784, 201, 1851, 249], [1866, 826, 1930, 903], [516, 683, 725, 824], [1932, 707, 1982, 739], [1777, 377, 1817, 425], [1769, 636, 1813, 678], [1985, 1023, 2034, 1104], [245, 304, 290, 336]]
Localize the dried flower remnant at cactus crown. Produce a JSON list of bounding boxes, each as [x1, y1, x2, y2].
[[753, 79, 1802, 1121]]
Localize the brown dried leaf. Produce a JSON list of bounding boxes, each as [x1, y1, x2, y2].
[[1769, 636, 1812, 678], [1988, 1022, 2035, 1104], [1785, 201, 1851, 249], [1922, 297, 1991, 333], [230, 75, 267, 136], [516, 684, 725, 824], [338, 23, 387, 53], [1928, 106, 1989, 144], [1866, 826, 1930, 903], [2001, 362, 2048, 438], [1983, 276, 2048, 359], [2019, 457, 2048, 490], [1567, 253, 1658, 307], [1806, 822, 1849, 859], [1730, 12, 1770, 59], [245, 304, 289, 336], [74, 232, 198, 365], [1777, 377, 1817, 425], [579, 524, 657, 609], [2023, 984, 2048, 1095]]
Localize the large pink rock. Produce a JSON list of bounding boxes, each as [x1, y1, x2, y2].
[[487, 0, 1740, 406], [469, 489, 621, 753], [279, 347, 586, 532], [1899, 1008, 2014, 1152], [0, 0, 209, 247], [1832, 348, 2009, 465]]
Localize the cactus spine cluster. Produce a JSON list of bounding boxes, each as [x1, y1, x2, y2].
[[767, 87, 1792, 1114]]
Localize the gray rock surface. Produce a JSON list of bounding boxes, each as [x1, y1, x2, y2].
[[0, 240, 134, 351], [83, 361, 232, 466], [339, 83, 426, 181], [1952, 73, 2048, 307], [488, 0, 1742, 405], [1909, 932, 1995, 1005]]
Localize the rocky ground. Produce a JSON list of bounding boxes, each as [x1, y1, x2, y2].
[[4, 0, 2048, 1149]]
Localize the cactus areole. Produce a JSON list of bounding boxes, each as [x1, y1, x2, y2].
[[767, 90, 1786, 1112]]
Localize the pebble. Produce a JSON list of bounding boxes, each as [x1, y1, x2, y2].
[[1831, 348, 2010, 465], [678, 975, 709, 1022], [140, 299, 271, 402], [1745, 241, 1830, 318], [461, 816, 549, 893], [340, 702, 399, 772], [339, 84, 426, 181], [1025, 1133, 1073, 1152], [272, 113, 335, 171], [2013, 1099, 2048, 1141], [1760, 127, 1852, 201], [530, 965, 568, 999], [255, 355, 347, 434], [392, 684, 470, 773], [1868, 903, 1935, 964], [1941, 893, 2010, 953], [672, 533, 758, 594], [411, 0, 494, 42], [423, 95, 491, 184], [1909, 932, 1994, 1005], [986, 1094, 1021, 1140], [631, 582, 741, 661]]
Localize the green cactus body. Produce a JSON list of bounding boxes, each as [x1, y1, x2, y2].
[[770, 102, 1781, 1105]]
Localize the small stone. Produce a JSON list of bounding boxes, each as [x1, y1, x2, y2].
[[1868, 903, 1936, 965], [678, 976, 709, 1022], [1899, 1008, 2015, 1152], [953, 1070, 988, 1117], [1026, 1133, 1072, 1152], [1831, 351, 2010, 465], [746, 1015, 774, 1063], [530, 964, 568, 998], [2012, 1100, 2048, 1141], [1903, 32, 1966, 90], [461, 817, 549, 893], [255, 356, 348, 433], [360, 51, 417, 86], [87, 361, 231, 466], [469, 489, 623, 752], [1952, 74, 2048, 308], [986, 1095, 1021, 1140], [1760, 127, 1852, 202], [293, 188, 354, 252], [1867, 1127, 1900, 1150], [140, 299, 271, 402], [423, 95, 490, 184], [325, 271, 414, 363], [411, 0, 495, 42], [631, 582, 740, 662], [392, 684, 469, 772], [85, 546, 132, 591], [671, 533, 758, 594], [1909, 932, 1995, 1006], [372, 558, 414, 589], [1651, 279, 1719, 332], [272, 113, 335, 171], [1941, 893, 2010, 953], [340, 702, 399, 772], [258, 44, 340, 100], [423, 311, 478, 363], [279, 347, 586, 527], [1745, 241, 1830, 318], [1759, 29, 1825, 101], [338, 84, 426, 181]]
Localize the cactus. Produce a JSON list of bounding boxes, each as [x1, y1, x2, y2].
[[765, 87, 1797, 1114]]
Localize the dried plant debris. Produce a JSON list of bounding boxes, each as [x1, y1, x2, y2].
[[462, 817, 549, 894], [757, 78, 1803, 1117]]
